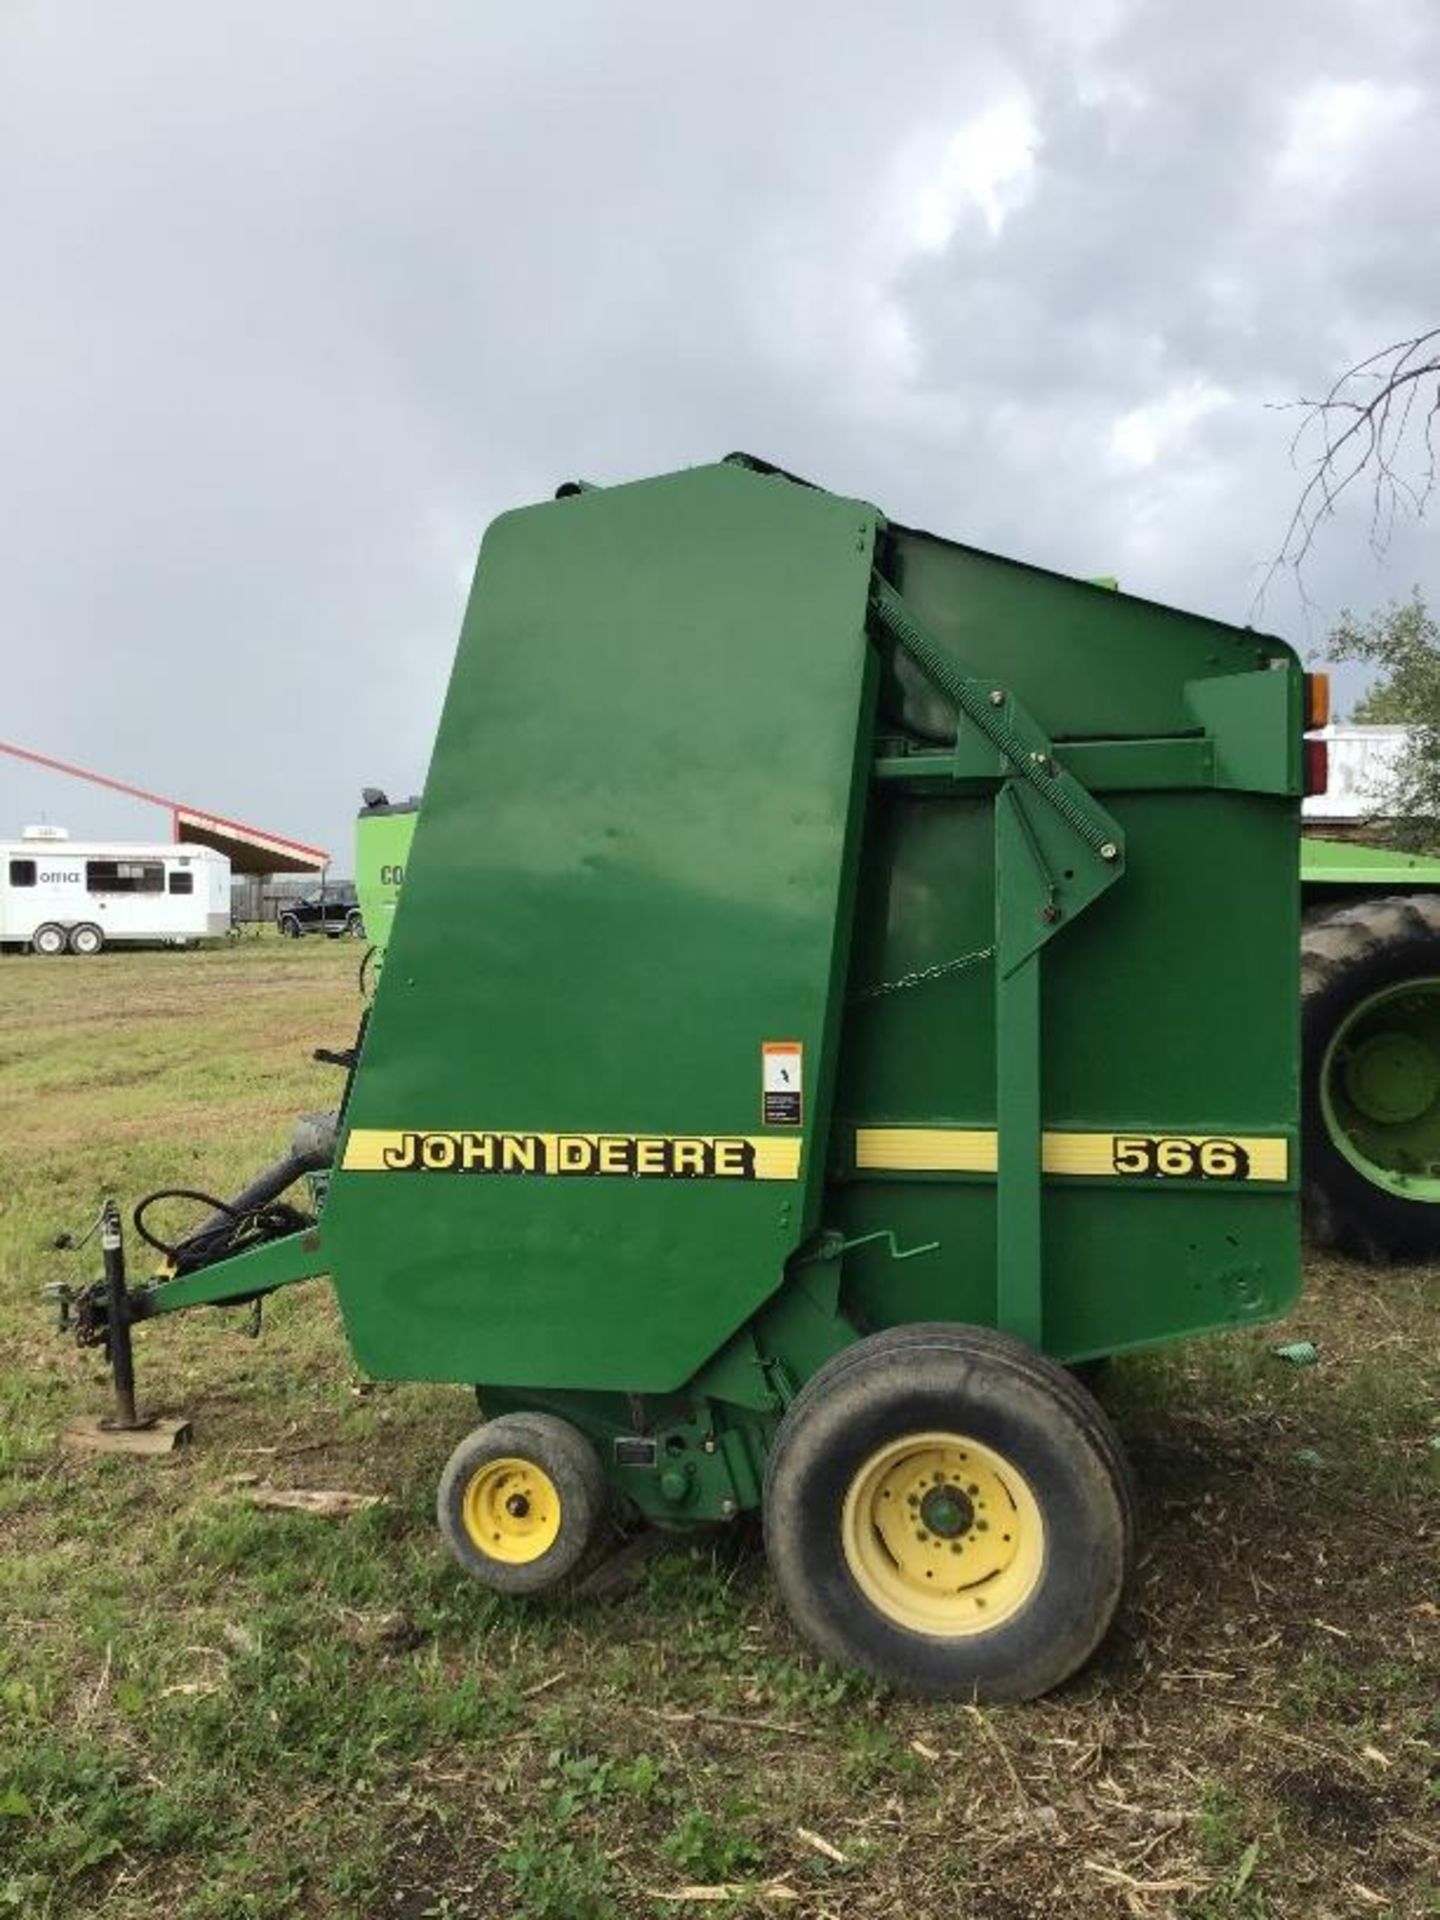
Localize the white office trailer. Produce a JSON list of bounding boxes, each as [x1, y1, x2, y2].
[[0, 827, 231, 954]]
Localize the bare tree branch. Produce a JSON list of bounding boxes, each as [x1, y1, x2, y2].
[[1256, 327, 1440, 614]]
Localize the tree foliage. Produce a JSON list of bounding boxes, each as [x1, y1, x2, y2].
[[1327, 593, 1440, 848]]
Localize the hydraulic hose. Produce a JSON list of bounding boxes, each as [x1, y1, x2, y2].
[[134, 1111, 339, 1273]]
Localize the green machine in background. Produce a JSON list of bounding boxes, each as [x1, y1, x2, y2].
[[60, 457, 1314, 1702], [1298, 835, 1440, 1260], [354, 789, 419, 973]]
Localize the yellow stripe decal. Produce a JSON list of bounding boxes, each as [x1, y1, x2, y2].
[[343, 1129, 802, 1183], [855, 1128, 1288, 1183], [854, 1128, 997, 1174]]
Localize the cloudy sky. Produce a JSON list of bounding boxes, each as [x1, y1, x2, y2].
[[2, 0, 1436, 867]]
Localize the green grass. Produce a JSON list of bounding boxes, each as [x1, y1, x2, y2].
[[2, 941, 1438, 1918]]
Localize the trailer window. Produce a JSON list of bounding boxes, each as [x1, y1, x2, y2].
[[168, 870, 194, 895], [8, 859, 36, 887], [86, 860, 164, 894]]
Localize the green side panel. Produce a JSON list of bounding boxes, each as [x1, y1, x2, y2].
[[354, 804, 418, 959], [1301, 835, 1440, 887], [324, 464, 880, 1390], [882, 526, 1294, 745], [836, 522, 1302, 1359]]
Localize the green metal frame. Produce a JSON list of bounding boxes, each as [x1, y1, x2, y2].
[[866, 574, 1126, 1344], [1302, 837, 1440, 888]]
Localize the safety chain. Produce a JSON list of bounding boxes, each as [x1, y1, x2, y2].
[[851, 943, 996, 1003]]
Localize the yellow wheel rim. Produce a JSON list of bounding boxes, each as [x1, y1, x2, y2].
[[841, 1431, 1044, 1635], [461, 1456, 562, 1565]]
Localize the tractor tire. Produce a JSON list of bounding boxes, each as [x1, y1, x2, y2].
[[763, 1324, 1133, 1702], [1302, 892, 1440, 1261], [68, 923, 104, 956], [437, 1411, 606, 1596], [32, 923, 67, 956]]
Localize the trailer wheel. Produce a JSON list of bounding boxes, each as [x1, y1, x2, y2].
[[1303, 893, 1440, 1260], [437, 1412, 606, 1596], [763, 1325, 1133, 1702], [68, 923, 104, 956], [32, 923, 67, 956]]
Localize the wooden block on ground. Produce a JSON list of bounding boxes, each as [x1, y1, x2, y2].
[[62, 1414, 193, 1457]]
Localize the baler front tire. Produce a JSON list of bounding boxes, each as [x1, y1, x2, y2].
[[1302, 893, 1440, 1261], [763, 1324, 1132, 1702], [437, 1412, 606, 1596]]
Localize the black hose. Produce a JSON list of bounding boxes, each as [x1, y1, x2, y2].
[[131, 1103, 339, 1276], [133, 1137, 329, 1274], [133, 1187, 237, 1256], [193, 1148, 326, 1243]]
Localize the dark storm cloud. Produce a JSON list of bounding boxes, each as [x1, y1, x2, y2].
[[1, 0, 1436, 858]]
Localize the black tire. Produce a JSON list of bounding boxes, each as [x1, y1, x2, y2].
[[763, 1324, 1133, 1702], [67, 923, 104, 956], [776, 1322, 1136, 1556], [278, 914, 302, 939], [437, 1411, 606, 1596], [346, 910, 365, 939], [32, 923, 67, 956], [1302, 893, 1440, 1260]]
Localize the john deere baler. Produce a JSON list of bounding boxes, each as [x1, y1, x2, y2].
[[60, 456, 1311, 1701]]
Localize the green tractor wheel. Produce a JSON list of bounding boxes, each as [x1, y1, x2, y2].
[[1302, 893, 1440, 1260]]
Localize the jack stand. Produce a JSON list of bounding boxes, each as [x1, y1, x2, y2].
[[62, 1201, 191, 1458]]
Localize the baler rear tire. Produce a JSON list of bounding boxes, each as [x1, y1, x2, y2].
[[774, 1322, 1136, 1560], [763, 1324, 1132, 1702], [437, 1411, 606, 1596], [1302, 892, 1440, 1261]]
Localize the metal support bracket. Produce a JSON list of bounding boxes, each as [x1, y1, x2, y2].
[[98, 1200, 146, 1432], [867, 574, 1129, 1344], [58, 1201, 193, 1456]]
